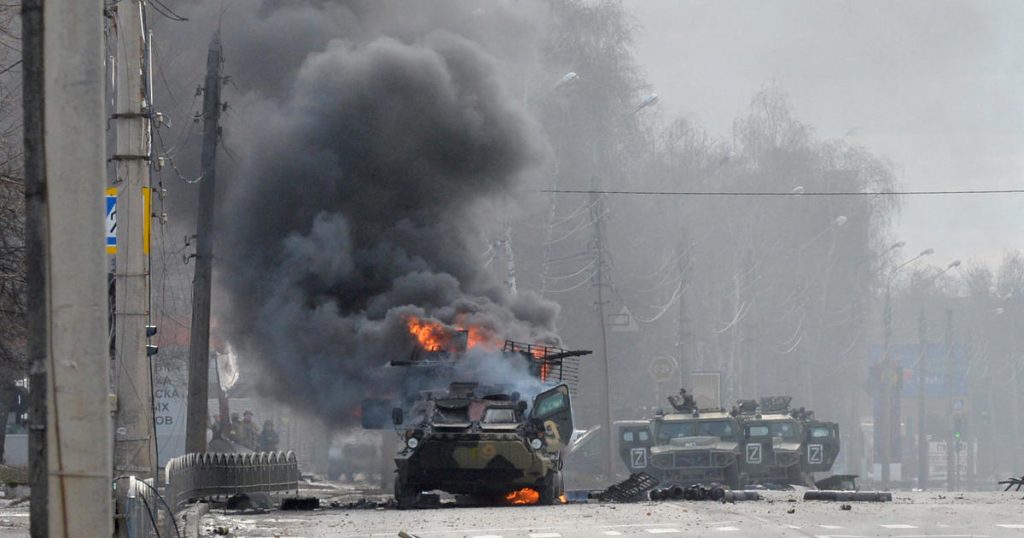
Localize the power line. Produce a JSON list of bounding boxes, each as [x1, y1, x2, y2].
[[542, 188, 1024, 197]]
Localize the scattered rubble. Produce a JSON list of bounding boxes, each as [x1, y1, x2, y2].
[[804, 490, 892, 502], [998, 474, 1024, 492], [594, 472, 660, 503], [281, 496, 321, 510]]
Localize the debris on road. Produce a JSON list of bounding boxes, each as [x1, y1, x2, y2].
[[803, 490, 892, 502], [594, 472, 660, 503], [998, 474, 1024, 492], [225, 492, 271, 511], [281, 496, 321, 510]]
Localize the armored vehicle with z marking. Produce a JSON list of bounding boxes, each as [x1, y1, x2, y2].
[[618, 389, 744, 489], [734, 396, 840, 487], [618, 390, 841, 489], [391, 381, 574, 508]]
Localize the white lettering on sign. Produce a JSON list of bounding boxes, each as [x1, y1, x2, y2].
[[630, 448, 648, 469], [808, 444, 823, 464], [746, 443, 762, 464]]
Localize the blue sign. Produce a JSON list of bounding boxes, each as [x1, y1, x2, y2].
[[105, 188, 117, 254], [869, 343, 968, 397]]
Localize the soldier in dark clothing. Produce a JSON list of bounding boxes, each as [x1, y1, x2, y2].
[[258, 420, 280, 452], [240, 410, 259, 450]]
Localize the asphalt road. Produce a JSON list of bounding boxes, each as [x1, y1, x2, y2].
[[199, 491, 1024, 538]]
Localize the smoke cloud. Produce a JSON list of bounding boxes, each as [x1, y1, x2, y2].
[[218, 17, 560, 424]]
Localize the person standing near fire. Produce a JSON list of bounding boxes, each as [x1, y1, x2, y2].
[[240, 410, 259, 449]]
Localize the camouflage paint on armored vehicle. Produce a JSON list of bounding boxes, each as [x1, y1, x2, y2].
[[392, 382, 573, 508], [617, 390, 744, 489]]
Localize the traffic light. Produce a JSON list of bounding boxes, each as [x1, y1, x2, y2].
[[953, 415, 964, 440]]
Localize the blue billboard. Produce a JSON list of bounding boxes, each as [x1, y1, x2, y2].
[[868, 343, 968, 397]]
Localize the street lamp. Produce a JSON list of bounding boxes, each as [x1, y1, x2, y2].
[[880, 246, 933, 488], [916, 259, 961, 491]]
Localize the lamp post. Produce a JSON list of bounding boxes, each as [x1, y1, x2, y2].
[[916, 259, 960, 490], [880, 247, 932, 487]]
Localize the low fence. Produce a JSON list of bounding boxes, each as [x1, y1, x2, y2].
[[115, 475, 170, 538], [165, 451, 301, 510]]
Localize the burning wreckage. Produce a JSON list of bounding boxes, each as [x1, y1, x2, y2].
[[362, 318, 591, 508]]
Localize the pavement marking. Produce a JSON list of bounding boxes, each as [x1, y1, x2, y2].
[[714, 527, 741, 532], [997, 524, 1024, 529], [880, 524, 918, 529], [818, 525, 845, 529], [471, 535, 504, 538], [645, 530, 681, 534], [785, 525, 802, 529], [601, 532, 623, 536], [530, 533, 562, 538]]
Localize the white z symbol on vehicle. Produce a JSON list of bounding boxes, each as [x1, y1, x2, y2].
[[630, 448, 647, 468], [808, 444, 823, 464], [746, 443, 762, 464]]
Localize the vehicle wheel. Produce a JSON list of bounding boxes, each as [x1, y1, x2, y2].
[[785, 464, 804, 486], [538, 471, 563, 505], [724, 463, 740, 490], [394, 474, 418, 510]]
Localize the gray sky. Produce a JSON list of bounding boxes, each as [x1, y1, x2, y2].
[[624, 0, 1023, 270]]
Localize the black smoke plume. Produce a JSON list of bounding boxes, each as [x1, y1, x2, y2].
[[218, 26, 560, 424]]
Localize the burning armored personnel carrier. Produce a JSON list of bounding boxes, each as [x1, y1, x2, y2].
[[392, 381, 574, 507], [363, 318, 591, 507], [618, 390, 840, 489]]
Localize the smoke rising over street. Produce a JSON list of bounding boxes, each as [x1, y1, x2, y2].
[[215, 12, 560, 422]]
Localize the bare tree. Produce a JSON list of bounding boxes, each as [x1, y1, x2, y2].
[[0, 2, 25, 463]]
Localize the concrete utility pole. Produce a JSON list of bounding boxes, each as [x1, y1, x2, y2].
[[944, 309, 956, 491], [880, 287, 893, 487], [589, 181, 615, 481], [21, 0, 46, 533], [916, 306, 928, 490], [112, 0, 157, 479], [675, 240, 690, 390], [23, 0, 113, 534], [185, 36, 223, 454]]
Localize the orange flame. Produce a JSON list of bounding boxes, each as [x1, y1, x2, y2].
[[504, 487, 540, 505], [406, 315, 505, 353], [406, 317, 450, 352], [558, 493, 568, 504]]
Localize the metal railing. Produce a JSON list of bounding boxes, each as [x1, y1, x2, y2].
[[116, 476, 164, 538], [165, 451, 301, 510]]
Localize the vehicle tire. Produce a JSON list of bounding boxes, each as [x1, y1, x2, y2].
[[538, 471, 563, 505], [724, 463, 740, 490], [785, 464, 804, 486], [394, 474, 418, 510]]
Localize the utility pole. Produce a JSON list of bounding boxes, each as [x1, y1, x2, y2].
[[112, 0, 157, 480], [502, 224, 517, 296], [21, 0, 46, 533], [23, 0, 112, 534], [589, 181, 614, 481], [185, 36, 223, 454], [916, 306, 928, 489], [944, 309, 955, 491], [675, 240, 690, 390], [880, 285, 893, 487]]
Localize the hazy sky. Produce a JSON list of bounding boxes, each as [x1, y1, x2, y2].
[[624, 0, 1023, 271]]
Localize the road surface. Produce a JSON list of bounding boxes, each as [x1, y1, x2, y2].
[[198, 491, 1024, 538]]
